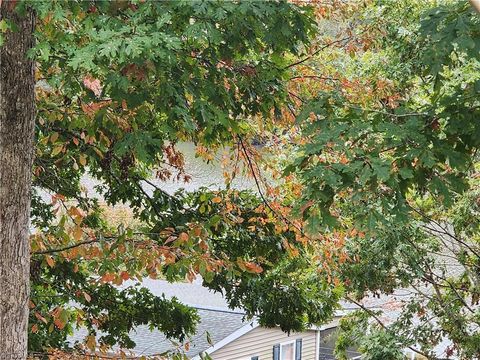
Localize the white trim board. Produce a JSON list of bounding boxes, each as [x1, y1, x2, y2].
[[279, 339, 296, 360], [191, 319, 260, 360]]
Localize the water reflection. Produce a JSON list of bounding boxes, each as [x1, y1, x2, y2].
[[37, 142, 257, 205], [146, 142, 256, 195]]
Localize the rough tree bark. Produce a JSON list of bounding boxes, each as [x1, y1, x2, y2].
[[0, 2, 36, 358]]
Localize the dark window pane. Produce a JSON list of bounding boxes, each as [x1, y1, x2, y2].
[[319, 327, 361, 360]]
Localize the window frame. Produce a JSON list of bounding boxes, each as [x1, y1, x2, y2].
[[279, 340, 296, 360]]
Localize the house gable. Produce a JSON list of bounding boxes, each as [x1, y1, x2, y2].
[[209, 326, 317, 360]]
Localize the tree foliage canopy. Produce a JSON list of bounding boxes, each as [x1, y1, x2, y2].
[[282, 1, 480, 359], [24, 0, 322, 355], [1, 0, 479, 359]]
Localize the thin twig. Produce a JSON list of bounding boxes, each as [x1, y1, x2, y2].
[[285, 34, 360, 69], [344, 295, 431, 359], [237, 135, 309, 239]]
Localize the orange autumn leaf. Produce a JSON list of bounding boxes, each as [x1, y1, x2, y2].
[[120, 271, 130, 281], [46, 256, 55, 268], [54, 318, 66, 330], [83, 75, 102, 97], [243, 261, 263, 274], [198, 240, 209, 251], [50, 132, 59, 143], [193, 226, 202, 237], [69, 206, 85, 223], [101, 272, 115, 283], [178, 232, 189, 243], [79, 154, 87, 166], [73, 226, 83, 241], [86, 335, 96, 351], [81, 100, 111, 118], [34, 312, 48, 324]]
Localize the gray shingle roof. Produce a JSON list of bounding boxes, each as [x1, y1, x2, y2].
[[129, 308, 246, 357], [69, 279, 248, 357], [133, 278, 231, 310]]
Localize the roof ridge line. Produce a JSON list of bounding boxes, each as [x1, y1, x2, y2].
[[191, 305, 247, 315]]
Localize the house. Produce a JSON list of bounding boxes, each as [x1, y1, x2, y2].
[[189, 317, 363, 360], [69, 278, 362, 359]]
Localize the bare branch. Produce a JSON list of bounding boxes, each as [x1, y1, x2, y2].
[[344, 295, 430, 359]]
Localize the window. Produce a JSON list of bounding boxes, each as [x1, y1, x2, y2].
[[319, 327, 361, 360], [273, 339, 301, 360], [280, 341, 295, 360]]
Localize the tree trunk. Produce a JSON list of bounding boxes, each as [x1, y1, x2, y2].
[[470, 0, 480, 13], [0, 2, 36, 358]]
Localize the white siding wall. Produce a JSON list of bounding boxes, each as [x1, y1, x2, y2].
[[210, 327, 317, 360]]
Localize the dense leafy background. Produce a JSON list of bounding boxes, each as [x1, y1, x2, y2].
[[282, 1, 480, 359]]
